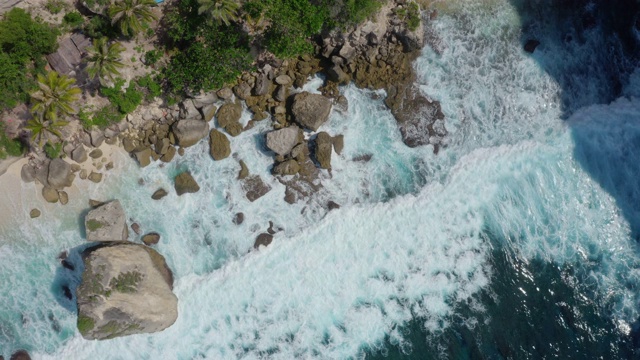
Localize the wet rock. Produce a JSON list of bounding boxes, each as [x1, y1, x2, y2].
[[142, 232, 161, 245], [291, 92, 332, 131], [254, 233, 273, 249], [134, 148, 153, 167], [131, 223, 141, 235], [313, 132, 333, 169], [216, 103, 242, 129], [160, 146, 176, 163], [172, 119, 210, 148], [524, 39, 540, 53], [9, 350, 31, 360], [209, 129, 231, 161], [335, 95, 348, 112], [155, 138, 170, 155], [233, 82, 252, 100], [152, 188, 168, 200], [59, 191, 69, 205], [48, 159, 73, 189], [328, 201, 341, 211], [76, 243, 177, 340], [85, 200, 128, 242], [71, 145, 88, 163], [238, 160, 249, 180], [89, 149, 103, 159], [242, 175, 272, 202], [30, 209, 41, 218], [105, 162, 114, 171], [89, 199, 105, 208], [232, 212, 244, 225], [202, 104, 217, 122], [332, 134, 344, 155], [353, 154, 372, 162], [174, 172, 200, 195], [42, 187, 59, 203], [225, 121, 244, 137], [272, 159, 300, 176], [88, 171, 103, 183], [265, 126, 300, 156], [20, 164, 36, 183]]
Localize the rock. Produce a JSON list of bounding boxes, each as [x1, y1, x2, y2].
[[272, 159, 300, 176], [524, 39, 540, 53], [155, 138, 170, 155], [242, 176, 271, 202], [238, 160, 249, 180], [178, 147, 185, 156], [89, 149, 103, 159], [274, 85, 287, 102], [174, 172, 200, 195], [265, 126, 300, 156], [327, 64, 350, 84], [338, 42, 357, 62], [59, 191, 69, 205], [76, 243, 177, 340], [209, 129, 231, 161], [71, 145, 88, 163], [192, 91, 218, 108], [20, 164, 36, 183], [335, 95, 349, 112], [291, 92, 332, 131], [131, 223, 141, 235], [89, 199, 105, 208], [216, 103, 242, 129], [233, 82, 252, 100], [88, 171, 103, 183], [225, 121, 243, 137], [106, 162, 114, 171], [142, 232, 160, 245], [134, 148, 153, 167], [332, 134, 344, 155], [90, 129, 105, 147], [161, 145, 176, 163], [42, 187, 59, 203], [275, 74, 292, 85], [171, 120, 210, 148], [217, 87, 233, 100], [30, 209, 41, 218], [152, 188, 168, 200], [85, 200, 128, 242], [202, 104, 217, 122], [180, 99, 201, 119], [313, 132, 333, 169], [9, 350, 31, 360], [71, 164, 81, 172], [48, 159, 73, 189], [232, 212, 244, 225], [253, 73, 271, 96], [79, 169, 88, 180], [327, 201, 341, 210], [254, 233, 273, 249]]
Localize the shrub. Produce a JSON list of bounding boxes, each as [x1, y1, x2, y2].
[[63, 11, 84, 29], [43, 141, 62, 159], [136, 74, 162, 99], [0, 123, 24, 159], [84, 15, 118, 39], [100, 79, 143, 114], [77, 315, 95, 335], [44, 0, 67, 14], [143, 49, 161, 66], [79, 105, 124, 129]]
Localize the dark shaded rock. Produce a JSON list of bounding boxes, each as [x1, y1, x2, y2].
[[30, 209, 41, 218], [160, 146, 176, 163], [142, 232, 160, 245], [71, 145, 88, 163], [253, 74, 271, 96], [48, 159, 73, 189], [327, 201, 341, 211], [242, 175, 271, 202], [209, 129, 231, 160], [172, 119, 210, 148], [274, 85, 287, 102], [291, 92, 332, 131], [232, 212, 244, 225], [254, 233, 273, 249], [353, 154, 373, 162], [62, 285, 73, 300], [152, 188, 168, 200], [9, 350, 31, 360], [313, 132, 333, 169], [524, 39, 540, 53], [174, 172, 200, 195]]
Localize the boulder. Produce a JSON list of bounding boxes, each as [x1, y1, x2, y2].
[[142, 232, 160, 245], [20, 164, 36, 183], [291, 92, 332, 131], [161, 146, 176, 163], [90, 129, 105, 147], [274, 74, 292, 85], [209, 129, 231, 161], [254, 233, 273, 249], [155, 138, 170, 155], [88, 171, 103, 183], [152, 188, 168, 200], [233, 82, 252, 100], [85, 200, 128, 242], [272, 159, 300, 176], [202, 104, 217, 122], [332, 134, 344, 155], [313, 132, 333, 169], [9, 350, 31, 360], [48, 159, 73, 189], [89, 149, 103, 159], [30, 209, 41, 218], [217, 87, 233, 100], [180, 99, 201, 119], [171, 120, 210, 148], [174, 172, 200, 195], [134, 148, 153, 167], [274, 85, 287, 102], [71, 145, 88, 163], [253, 73, 271, 96], [265, 126, 300, 156], [42, 187, 59, 203], [216, 103, 242, 129], [59, 191, 69, 205], [238, 160, 249, 180], [232, 212, 244, 225], [76, 243, 177, 340], [192, 91, 218, 108], [242, 175, 271, 202], [131, 223, 141, 235]]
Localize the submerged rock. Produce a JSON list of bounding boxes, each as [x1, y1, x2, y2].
[[291, 92, 332, 131], [242, 175, 271, 202], [76, 243, 177, 340], [174, 172, 200, 195], [254, 233, 273, 249], [85, 200, 128, 242], [9, 350, 31, 360], [152, 188, 168, 200]]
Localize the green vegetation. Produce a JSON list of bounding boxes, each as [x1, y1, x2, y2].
[[85, 38, 126, 85], [86, 219, 104, 231], [44, 0, 67, 15], [0, 123, 24, 159], [137, 74, 162, 100], [396, 1, 420, 31], [109, 271, 142, 293], [30, 71, 81, 121], [109, 0, 158, 37], [143, 49, 161, 66], [25, 115, 68, 145], [197, 0, 239, 26], [63, 11, 85, 29], [79, 105, 123, 129], [100, 79, 143, 114], [43, 141, 62, 159], [0, 9, 58, 112], [77, 315, 95, 335], [84, 16, 118, 39]]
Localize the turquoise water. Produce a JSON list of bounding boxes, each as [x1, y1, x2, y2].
[[2, 0, 640, 358]]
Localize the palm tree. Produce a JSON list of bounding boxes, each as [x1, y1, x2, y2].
[[108, 0, 157, 37], [85, 37, 125, 85], [25, 113, 68, 146], [30, 71, 81, 122], [197, 0, 239, 26]]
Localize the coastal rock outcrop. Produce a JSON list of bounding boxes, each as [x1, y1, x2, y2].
[[291, 92, 332, 131], [313, 132, 333, 169], [76, 243, 178, 340], [174, 172, 200, 195], [265, 126, 300, 156], [85, 200, 128, 242], [209, 129, 231, 160], [171, 119, 210, 148]]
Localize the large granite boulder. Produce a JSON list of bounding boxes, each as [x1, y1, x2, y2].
[[174, 172, 200, 195], [291, 92, 332, 131], [265, 126, 300, 156], [85, 200, 128, 242], [209, 129, 231, 161], [171, 120, 210, 148], [48, 159, 74, 189], [76, 243, 178, 340]]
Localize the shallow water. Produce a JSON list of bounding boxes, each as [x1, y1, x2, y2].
[[2, 0, 640, 358]]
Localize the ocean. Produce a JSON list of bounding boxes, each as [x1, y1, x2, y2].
[[2, 0, 640, 358]]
